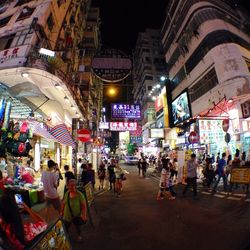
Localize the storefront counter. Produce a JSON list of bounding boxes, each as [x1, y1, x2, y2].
[[4, 185, 44, 207]]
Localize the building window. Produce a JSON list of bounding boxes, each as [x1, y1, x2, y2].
[[47, 14, 54, 31], [0, 16, 11, 28], [14, 0, 32, 7], [16, 7, 35, 21], [189, 68, 218, 102], [0, 34, 16, 50], [148, 86, 152, 91]]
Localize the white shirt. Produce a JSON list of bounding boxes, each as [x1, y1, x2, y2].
[[41, 170, 59, 199]]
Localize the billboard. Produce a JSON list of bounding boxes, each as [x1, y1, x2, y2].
[[92, 49, 132, 82], [171, 91, 191, 125], [111, 104, 141, 119], [110, 122, 137, 131]]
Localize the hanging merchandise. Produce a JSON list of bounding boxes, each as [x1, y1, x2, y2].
[[0, 98, 6, 128], [2, 100, 11, 130]]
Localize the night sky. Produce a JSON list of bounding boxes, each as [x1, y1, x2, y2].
[[92, 0, 250, 55]]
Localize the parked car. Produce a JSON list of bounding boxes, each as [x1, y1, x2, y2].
[[124, 156, 139, 165]]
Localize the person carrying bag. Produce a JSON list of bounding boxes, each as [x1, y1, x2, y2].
[[61, 179, 87, 242]]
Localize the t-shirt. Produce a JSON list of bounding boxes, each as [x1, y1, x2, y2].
[[63, 191, 85, 222], [187, 160, 197, 178], [217, 158, 226, 176], [41, 170, 58, 199]]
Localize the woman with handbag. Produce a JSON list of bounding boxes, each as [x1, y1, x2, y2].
[[61, 179, 87, 242]]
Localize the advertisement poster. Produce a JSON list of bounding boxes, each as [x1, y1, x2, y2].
[[172, 92, 191, 125], [230, 168, 250, 184]]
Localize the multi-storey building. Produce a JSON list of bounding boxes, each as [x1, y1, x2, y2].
[[132, 28, 167, 155], [161, 0, 250, 154], [0, 0, 101, 168], [79, 6, 101, 131]]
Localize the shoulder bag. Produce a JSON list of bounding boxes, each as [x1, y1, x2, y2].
[[67, 192, 86, 226]]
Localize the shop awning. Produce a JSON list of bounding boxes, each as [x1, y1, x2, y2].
[[49, 123, 76, 148], [30, 121, 57, 141]]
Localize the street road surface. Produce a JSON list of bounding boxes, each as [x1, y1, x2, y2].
[[70, 163, 250, 250]]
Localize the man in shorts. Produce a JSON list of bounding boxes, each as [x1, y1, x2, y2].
[[41, 160, 61, 221]]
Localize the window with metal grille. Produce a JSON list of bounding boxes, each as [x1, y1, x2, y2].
[[0, 16, 11, 28], [189, 68, 218, 102], [16, 7, 35, 21]]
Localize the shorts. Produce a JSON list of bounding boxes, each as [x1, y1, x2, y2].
[[45, 197, 61, 212]]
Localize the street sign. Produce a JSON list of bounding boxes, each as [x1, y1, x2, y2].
[[188, 131, 199, 144], [77, 129, 91, 142]]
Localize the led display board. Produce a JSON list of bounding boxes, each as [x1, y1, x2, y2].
[[171, 91, 191, 125], [110, 122, 137, 131], [111, 104, 141, 119]]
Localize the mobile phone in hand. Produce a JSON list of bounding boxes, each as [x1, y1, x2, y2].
[[15, 194, 24, 208]]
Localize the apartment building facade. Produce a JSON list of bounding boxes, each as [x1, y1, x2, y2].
[[132, 28, 167, 154], [161, 0, 250, 154]]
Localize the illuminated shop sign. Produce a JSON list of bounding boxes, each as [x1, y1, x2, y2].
[[39, 48, 55, 57], [171, 91, 191, 125], [149, 128, 164, 138], [99, 122, 109, 129], [110, 122, 137, 131], [111, 104, 141, 119], [199, 119, 225, 144], [92, 49, 132, 82]]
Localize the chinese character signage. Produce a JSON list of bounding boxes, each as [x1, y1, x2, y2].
[[110, 122, 137, 131], [199, 119, 225, 144], [0, 45, 28, 68], [111, 104, 141, 119]]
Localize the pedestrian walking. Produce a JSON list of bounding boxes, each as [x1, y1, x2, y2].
[[141, 158, 148, 178], [171, 158, 178, 181], [182, 153, 199, 199], [203, 158, 214, 189], [98, 161, 106, 190], [61, 179, 87, 242], [108, 159, 116, 190], [41, 160, 61, 221], [86, 163, 95, 189], [114, 164, 126, 197], [137, 159, 142, 176], [80, 163, 88, 187], [212, 152, 228, 194], [156, 164, 176, 200], [64, 165, 75, 195], [54, 163, 63, 187]]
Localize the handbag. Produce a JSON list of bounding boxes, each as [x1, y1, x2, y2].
[[67, 192, 86, 226], [120, 173, 127, 181]]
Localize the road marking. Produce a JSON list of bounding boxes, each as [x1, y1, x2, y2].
[[232, 193, 246, 197], [227, 196, 242, 201], [219, 192, 228, 195], [201, 191, 211, 195], [213, 194, 225, 198], [245, 199, 250, 202]]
